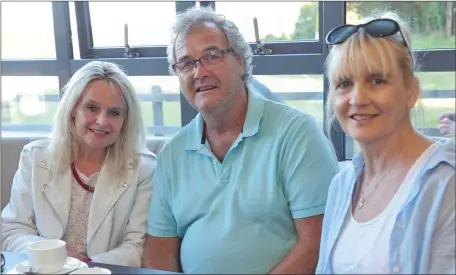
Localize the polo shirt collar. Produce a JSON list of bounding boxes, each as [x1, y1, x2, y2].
[[184, 85, 265, 151]]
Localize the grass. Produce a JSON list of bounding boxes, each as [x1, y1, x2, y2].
[[413, 34, 456, 50]]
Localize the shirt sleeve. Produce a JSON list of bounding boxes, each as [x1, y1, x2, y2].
[[280, 116, 340, 219], [428, 173, 455, 274], [316, 172, 344, 274], [147, 154, 178, 237]]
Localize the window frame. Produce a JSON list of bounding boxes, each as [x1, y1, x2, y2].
[[1, 1, 455, 161]]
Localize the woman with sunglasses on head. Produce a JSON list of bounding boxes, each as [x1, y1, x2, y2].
[[2, 61, 156, 267], [316, 11, 455, 274]]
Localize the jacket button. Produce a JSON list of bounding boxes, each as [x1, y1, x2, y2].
[[122, 183, 127, 188], [43, 184, 48, 189], [393, 266, 400, 273], [41, 161, 47, 167], [128, 162, 133, 169]]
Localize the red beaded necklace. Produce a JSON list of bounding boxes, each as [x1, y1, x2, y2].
[[71, 162, 95, 193]]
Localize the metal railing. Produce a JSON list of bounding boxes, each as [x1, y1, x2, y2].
[[2, 86, 455, 137]]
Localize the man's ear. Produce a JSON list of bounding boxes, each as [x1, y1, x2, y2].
[[407, 76, 420, 109], [237, 55, 245, 78]]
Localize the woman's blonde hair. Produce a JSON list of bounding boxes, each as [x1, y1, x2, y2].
[[49, 61, 145, 183], [324, 10, 419, 137]]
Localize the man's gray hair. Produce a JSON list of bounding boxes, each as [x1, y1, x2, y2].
[[167, 6, 253, 85]]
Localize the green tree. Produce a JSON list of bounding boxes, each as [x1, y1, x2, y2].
[[292, 2, 319, 40], [262, 32, 291, 41], [347, 1, 453, 37]]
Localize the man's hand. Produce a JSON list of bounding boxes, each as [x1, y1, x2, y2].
[[439, 113, 456, 136]]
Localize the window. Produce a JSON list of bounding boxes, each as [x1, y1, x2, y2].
[[254, 75, 324, 127], [346, 2, 456, 49], [69, 3, 81, 59], [215, 2, 319, 42], [89, 2, 176, 47], [1, 1, 452, 162], [413, 72, 456, 134], [129, 76, 182, 137], [1, 77, 59, 137], [1, 2, 56, 59]]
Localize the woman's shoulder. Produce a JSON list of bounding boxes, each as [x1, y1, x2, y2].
[[136, 147, 157, 171], [422, 140, 455, 179], [138, 147, 156, 161], [23, 138, 51, 151], [21, 139, 52, 159], [327, 164, 357, 199]]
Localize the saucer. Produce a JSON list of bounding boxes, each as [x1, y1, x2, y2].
[[8, 257, 88, 274]]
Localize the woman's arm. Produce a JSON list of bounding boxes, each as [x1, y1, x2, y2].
[[428, 174, 455, 274], [1, 146, 45, 252]]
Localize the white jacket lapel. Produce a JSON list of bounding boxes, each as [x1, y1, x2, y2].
[[86, 161, 136, 246], [36, 159, 72, 238]]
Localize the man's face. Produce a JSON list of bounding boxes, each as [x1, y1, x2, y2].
[[174, 22, 245, 113]]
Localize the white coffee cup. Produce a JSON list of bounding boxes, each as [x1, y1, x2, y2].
[[70, 267, 112, 274], [26, 239, 67, 273]]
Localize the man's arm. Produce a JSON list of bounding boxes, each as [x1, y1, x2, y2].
[[142, 235, 182, 272], [271, 116, 338, 274], [142, 151, 181, 271], [268, 215, 323, 274]]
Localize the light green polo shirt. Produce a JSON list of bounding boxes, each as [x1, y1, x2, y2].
[[148, 89, 339, 274]]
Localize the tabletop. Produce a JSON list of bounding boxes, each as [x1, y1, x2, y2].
[[1, 251, 181, 274]]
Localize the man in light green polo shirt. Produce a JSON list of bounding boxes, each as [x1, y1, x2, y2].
[[142, 6, 339, 274]]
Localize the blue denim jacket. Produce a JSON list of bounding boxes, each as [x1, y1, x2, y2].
[[316, 139, 455, 274]]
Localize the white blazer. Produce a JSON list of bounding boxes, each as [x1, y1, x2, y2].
[[1, 139, 156, 267]]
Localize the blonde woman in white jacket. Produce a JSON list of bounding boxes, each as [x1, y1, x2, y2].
[[1, 61, 156, 267]]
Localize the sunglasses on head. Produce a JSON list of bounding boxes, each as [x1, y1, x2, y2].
[[325, 18, 410, 50]]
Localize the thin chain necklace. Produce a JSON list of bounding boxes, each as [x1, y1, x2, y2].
[[357, 151, 404, 210]]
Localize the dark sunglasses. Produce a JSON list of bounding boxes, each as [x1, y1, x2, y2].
[[326, 18, 410, 51], [1, 253, 4, 272]]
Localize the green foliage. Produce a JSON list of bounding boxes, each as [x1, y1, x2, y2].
[[262, 2, 455, 44], [346, 1, 452, 36], [292, 2, 319, 40], [263, 32, 291, 41]]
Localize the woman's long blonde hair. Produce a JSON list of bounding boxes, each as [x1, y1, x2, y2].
[[49, 61, 145, 183]]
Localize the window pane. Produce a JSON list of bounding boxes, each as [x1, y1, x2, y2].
[[346, 2, 456, 49], [345, 72, 456, 159], [89, 2, 175, 47], [1, 77, 59, 137], [129, 76, 182, 137], [1, 3, 56, 59], [253, 75, 324, 127], [69, 3, 80, 59], [215, 2, 319, 42], [413, 71, 456, 134]]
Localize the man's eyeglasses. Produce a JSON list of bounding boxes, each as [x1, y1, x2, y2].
[[172, 48, 235, 73], [326, 18, 410, 51]]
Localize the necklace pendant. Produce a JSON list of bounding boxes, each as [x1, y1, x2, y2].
[[357, 198, 365, 210]]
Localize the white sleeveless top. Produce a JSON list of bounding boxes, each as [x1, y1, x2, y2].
[[62, 169, 99, 257], [331, 142, 440, 274]]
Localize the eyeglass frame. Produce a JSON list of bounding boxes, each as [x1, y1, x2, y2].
[[172, 48, 235, 74], [325, 18, 412, 59]]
